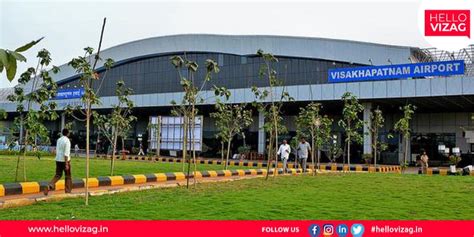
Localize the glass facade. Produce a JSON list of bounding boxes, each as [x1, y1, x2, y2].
[[58, 52, 361, 97]]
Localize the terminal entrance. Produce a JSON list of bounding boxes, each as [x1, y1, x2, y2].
[[411, 133, 456, 166]]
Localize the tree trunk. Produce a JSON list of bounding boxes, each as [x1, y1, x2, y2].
[[191, 113, 197, 189], [22, 130, 29, 181], [311, 131, 315, 175], [15, 129, 29, 182], [404, 136, 409, 174], [373, 133, 377, 167], [221, 141, 225, 163], [265, 131, 273, 180], [225, 138, 232, 170], [183, 116, 190, 189], [182, 116, 187, 172], [374, 144, 377, 167], [342, 139, 346, 165], [186, 146, 191, 189], [273, 110, 278, 178], [85, 107, 90, 205], [110, 133, 118, 176], [15, 115, 24, 182], [317, 148, 321, 171], [14, 154, 21, 182], [347, 132, 351, 170]]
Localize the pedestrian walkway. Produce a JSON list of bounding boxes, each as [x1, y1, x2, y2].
[[95, 154, 402, 173]]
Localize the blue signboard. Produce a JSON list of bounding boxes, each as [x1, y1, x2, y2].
[[55, 88, 85, 100], [328, 60, 464, 83]]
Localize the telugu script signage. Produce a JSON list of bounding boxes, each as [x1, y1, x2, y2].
[[54, 88, 85, 100]]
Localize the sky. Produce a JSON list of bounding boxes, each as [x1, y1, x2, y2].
[[0, 0, 431, 88]]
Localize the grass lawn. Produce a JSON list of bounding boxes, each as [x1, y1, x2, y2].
[[0, 155, 243, 184], [1, 173, 473, 220]]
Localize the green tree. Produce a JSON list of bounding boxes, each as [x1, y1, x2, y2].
[[0, 38, 44, 82], [93, 80, 136, 175], [251, 49, 293, 179], [394, 104, 416, 172], [210, 100, 253, 170], [325, 134, 343, 163], [369, 106, 392, 167], [66, 18, 114, 205], [338, 92, 364, 168], [7, 49, 59, 181], [296, 102, 332, 172], [170, 55, 220, 188]]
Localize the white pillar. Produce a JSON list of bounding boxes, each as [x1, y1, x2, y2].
[[258, 111, 265, 154], [60, 113, 66, 131], [363, 102, 372, 155]]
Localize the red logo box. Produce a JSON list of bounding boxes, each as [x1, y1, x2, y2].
[[425, 10, 470, 38]]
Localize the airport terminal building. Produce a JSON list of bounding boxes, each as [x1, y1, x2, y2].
[[1, 34, 473, 165]]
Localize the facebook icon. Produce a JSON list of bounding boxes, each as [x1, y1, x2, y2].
[[336, 224, 348, 237], [308, 224, 321, 237]]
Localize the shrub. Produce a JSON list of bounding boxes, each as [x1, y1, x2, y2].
[[131, 147, 139, 155], [237, 145, 250, 154], [362, 153, 373, 164], [448, 155, 462, 166]]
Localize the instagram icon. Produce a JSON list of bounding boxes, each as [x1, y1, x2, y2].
[[323, 224, 334, 236]]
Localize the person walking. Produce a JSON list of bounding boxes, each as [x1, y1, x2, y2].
[[297, 137, 311, 172], [44, 129, 72, 195], [14, 140, 19, 151], [138, 143, 145, 156], [420, 151, 429, 174], [277, 140, 291, 173], [74, 144, 79, 157]]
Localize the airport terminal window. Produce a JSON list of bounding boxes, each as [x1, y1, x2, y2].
[[58, 52, 359, 97]]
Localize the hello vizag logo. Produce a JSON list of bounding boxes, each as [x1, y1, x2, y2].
[[425, 9, 470, 38]]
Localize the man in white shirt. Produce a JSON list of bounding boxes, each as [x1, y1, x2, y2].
[[138, 142, 145, 156], [297, 137, 311, 172], [74, 144, 79, 157], [44, 129, 72, 195], [277, 140, 291, 173]]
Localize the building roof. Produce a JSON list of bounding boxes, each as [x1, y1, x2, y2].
[[51, 34, 414, 85], [1, 34, 415, 102]]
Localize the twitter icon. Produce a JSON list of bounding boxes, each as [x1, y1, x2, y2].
[[351, 224, 364, 237]]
